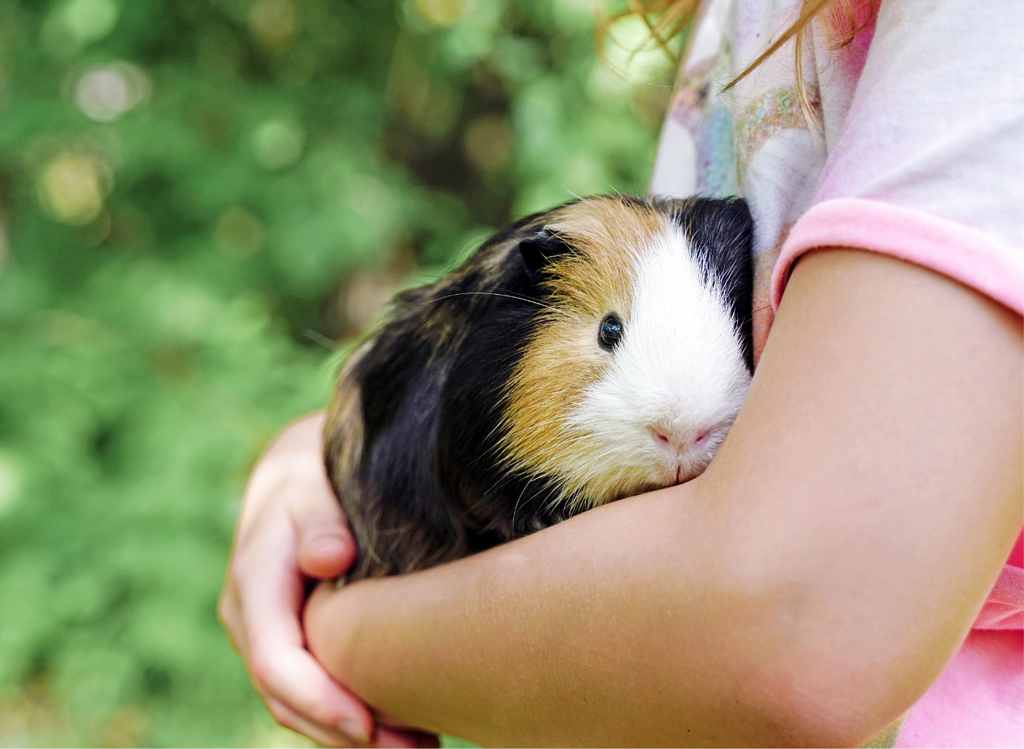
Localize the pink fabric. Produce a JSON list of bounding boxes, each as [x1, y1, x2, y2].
[[897, 630, 1023, 748], [771, 198, 1024, 316]]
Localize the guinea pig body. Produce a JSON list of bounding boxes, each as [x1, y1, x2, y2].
[[324, 195, 754, 580]]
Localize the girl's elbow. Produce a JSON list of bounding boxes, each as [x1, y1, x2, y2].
[[703, 555, 940, 747]]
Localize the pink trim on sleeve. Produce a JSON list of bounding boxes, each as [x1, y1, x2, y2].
[[771, 198, 1024, 315]]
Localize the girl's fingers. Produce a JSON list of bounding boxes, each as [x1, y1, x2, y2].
[[264, 695, 366, 748], [264, 694, 434, 749], [237, 526, 374, 744], [250, 636, 373, 744], [291, 463, 356, 580]]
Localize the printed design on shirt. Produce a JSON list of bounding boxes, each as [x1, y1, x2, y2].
[[734, 86, 819, 174], [669, 53, 738, 198]]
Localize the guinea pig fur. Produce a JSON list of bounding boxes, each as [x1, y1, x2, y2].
[[324, 195, 754, 581]]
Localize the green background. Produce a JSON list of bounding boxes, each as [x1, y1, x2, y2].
[[0, 0, 672, 744]]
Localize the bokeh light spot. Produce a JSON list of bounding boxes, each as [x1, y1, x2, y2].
[[158, 287, 219, 341], [75, 62, 150, 122], [42, 0, 119, 57], [252, 118, 305, 171], [213, 208, 266, 259], [62, 0, 119, 42], [38, 309, 110, 352], [593, 15, 676, 96], [464, 116, 513, 173], [39, 153, 110, 226], [413, 0, 471, 26], [248, 0, 299, 49], [344, 176, 394, 222]]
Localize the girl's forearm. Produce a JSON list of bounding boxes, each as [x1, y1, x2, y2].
[[308, 481, 859, 747], [305, 249, 1023, 746]]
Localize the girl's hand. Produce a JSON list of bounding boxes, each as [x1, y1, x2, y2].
[[218, 412, 435, 748]]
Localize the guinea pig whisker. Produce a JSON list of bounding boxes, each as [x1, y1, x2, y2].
[[425, 291, 575, 320], [510, 482, 533, 537], [302, 328, 341, 351], [600, 182, 623, 199]]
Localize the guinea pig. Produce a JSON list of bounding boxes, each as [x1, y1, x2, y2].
[[324, 195, 754, 581]]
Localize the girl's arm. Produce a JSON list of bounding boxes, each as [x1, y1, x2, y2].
[[305, 248, 1023, 747]]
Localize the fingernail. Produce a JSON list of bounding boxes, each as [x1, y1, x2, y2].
[[338, 718, 370, 746], [310, 536, 346, 555], [373, 728, 418, 748]]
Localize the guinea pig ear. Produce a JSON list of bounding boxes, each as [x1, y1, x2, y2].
[[519, 229, 570, 279]]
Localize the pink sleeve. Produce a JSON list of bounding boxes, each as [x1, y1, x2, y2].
[[772, 199, 1024, 315]]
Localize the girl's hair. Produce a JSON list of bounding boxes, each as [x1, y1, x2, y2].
[[599, 0, 877, 129]]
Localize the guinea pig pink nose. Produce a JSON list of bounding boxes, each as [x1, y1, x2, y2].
[[651, 426, 711, 453], [651, 426, 689, 452]]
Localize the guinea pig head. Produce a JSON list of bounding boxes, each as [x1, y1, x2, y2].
[[499, 195, 754, 512]]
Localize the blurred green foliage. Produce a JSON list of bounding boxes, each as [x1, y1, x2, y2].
[[0, 0, 670, 745]]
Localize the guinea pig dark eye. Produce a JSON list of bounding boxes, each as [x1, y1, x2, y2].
[[598, 315, 623, 351]]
